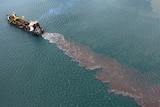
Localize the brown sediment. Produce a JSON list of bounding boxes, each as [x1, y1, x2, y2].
[[42, 33, 160, 107]]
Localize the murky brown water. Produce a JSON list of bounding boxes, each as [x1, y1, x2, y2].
[[42, 32, 160, 107]]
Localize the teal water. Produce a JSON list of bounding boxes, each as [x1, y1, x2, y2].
[[0, 0, 160, 107]]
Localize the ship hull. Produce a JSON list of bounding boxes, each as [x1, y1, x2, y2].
[[7, 14, 44, 35]]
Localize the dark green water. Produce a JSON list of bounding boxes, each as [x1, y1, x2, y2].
[[0, 0, 160, 107]]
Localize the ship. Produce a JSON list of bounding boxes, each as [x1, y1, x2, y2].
[[7, 13, 44, 35]]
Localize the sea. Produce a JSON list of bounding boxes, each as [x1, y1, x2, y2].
[[0, 0, 160, 107]]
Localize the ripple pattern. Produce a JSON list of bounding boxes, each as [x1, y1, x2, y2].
[[42, 32, 160, 107]]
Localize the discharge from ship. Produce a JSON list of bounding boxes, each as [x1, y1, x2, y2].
[[41, 32, 160, 107]]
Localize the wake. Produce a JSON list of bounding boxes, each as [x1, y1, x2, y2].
[[42, 32, 65, 44], [42, 32, 101, 70], [42, 32, 160, 107]]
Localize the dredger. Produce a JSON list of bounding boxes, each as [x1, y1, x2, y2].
[[7, 13, 44, 35]]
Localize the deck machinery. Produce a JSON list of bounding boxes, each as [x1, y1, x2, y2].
[[7, 13, 44, 35]]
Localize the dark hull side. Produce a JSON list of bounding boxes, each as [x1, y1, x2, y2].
[[7, 14, 44, 35]]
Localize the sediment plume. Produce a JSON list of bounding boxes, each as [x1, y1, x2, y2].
[[42, 32, 160, 107]]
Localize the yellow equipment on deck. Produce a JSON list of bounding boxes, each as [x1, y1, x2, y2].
[[12, 14, 24, 20], [12, 14, 20, 21], [7, 13, 44, 35], [21, 16, 25, 20]]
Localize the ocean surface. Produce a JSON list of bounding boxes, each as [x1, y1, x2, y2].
[[0, 0, 160, 107]]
